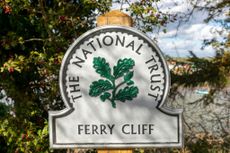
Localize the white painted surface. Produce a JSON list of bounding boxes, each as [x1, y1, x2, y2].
[[49, 26, 183, 148]]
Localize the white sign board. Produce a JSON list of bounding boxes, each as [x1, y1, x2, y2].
[[49, 26, 183, 148]]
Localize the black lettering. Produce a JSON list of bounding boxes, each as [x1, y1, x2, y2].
[[151, 80, 161, 83], [69, 76, 79, 82], [82, 49, 92, 60], [78, 124, 84, 135], [150, 74, 161, 83], [100, 125, 107, 134], [107, 124, 115, 135], [149, 124, 154, 134], [122, 124, 130, 134], [69, 84, 80, 93], [85, 124, 90, 134], [135, 44, 143, 55], [148, 93, 159, 101], [96, 38, 102, 48], [142, 124, 148, 134], [72, 56, 85, 68], [150, 85, 161, 91], [115, 35, 125, 47], [71, 95, 82, 102], [138, 124, 141, 134], [145, 55, 156, 64], [87, 40, 96, 51], [131, 124, 137, 134], [148, 64, 159, 73], [125, 40, 135, 51], [103, 35, 113, 46], [92, 125, 99, 134]]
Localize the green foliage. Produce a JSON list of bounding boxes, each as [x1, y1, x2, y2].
[[124, 71, 134, 82], [0, 0, 228, 151], [113, 58, 135, 79], [0, 0, 111, 118], [93, 57, 112, 79], [89, 80, 113, 96], [0, 112, 51, 153], [89, 57, 139, 108], [0, 91, 8, 118], [0, 103, 9, 118], [126, 0, 176, 32], [115, 86, 138, 102], [0, 0, 111, 152], [100, 92, 111, 102], [171, 57, 227, 88], [171, 51, 230, 89]]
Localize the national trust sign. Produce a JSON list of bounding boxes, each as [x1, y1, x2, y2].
[[49, 26, 183, 148]]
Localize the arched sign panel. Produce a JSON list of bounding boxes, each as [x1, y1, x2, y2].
[[49, 26, 183, 148]]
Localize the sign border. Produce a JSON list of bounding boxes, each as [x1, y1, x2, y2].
[[49, 25, 183, 149]]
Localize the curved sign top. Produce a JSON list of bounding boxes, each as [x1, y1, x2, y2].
[[49, 26, 183, 148]]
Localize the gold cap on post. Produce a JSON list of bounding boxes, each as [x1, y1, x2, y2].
[[97, 10, 133, 27]]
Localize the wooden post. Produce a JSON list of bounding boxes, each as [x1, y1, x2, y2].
[[97, 10, 133, 27], [96, 10, 133, 153], [97, 149, 133, 153]]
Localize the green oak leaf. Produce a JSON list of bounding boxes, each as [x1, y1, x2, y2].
[[89, 79, 113, 97], [89, 56, 139, 108], [115, 86, 139, 102], [126, 80, 134, 86], [113, 58, 135, 79], [93, 57, 112, 79], [124, 71, 134, 82], [100, 92, 111, 102]]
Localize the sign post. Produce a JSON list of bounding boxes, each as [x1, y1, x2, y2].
[[97, 10, 136, 153], [49, 10, 183, 152]]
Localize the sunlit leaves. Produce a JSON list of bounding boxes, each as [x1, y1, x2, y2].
[[125, 0, 174, 32]]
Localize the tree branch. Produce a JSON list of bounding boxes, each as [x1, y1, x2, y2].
[[24, 38, 46, 43]]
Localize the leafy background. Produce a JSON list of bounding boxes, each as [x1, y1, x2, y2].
[[0, 0, 229, 153]]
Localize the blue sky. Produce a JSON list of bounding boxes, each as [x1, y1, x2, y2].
[[111, 0, 228, 57]]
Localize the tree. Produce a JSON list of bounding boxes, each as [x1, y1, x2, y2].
[[0, 0, 229, 152], [0, 0, 112, 152], [167, 0, 230, 152], [0, 0, 174, 152]]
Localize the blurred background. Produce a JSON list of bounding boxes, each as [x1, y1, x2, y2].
[[0, 0, 229, 152]]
